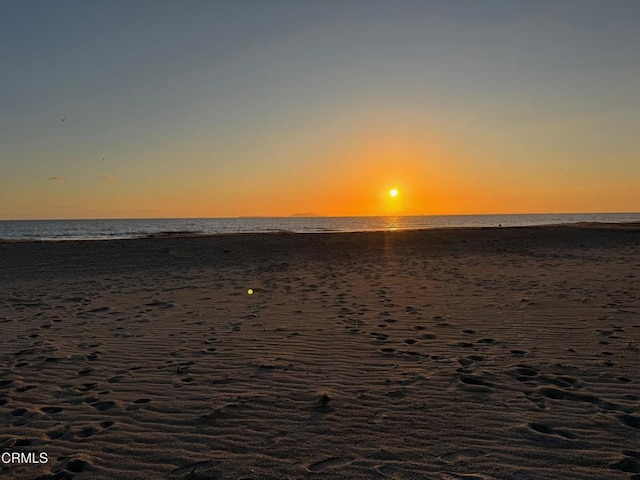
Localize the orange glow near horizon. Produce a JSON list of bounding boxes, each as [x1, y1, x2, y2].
[[286, 121, 459, 217], [3, 111, 638, 220]]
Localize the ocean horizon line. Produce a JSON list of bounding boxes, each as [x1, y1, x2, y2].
[[1, 212, 640, 242], [2, 211, 640, 223]]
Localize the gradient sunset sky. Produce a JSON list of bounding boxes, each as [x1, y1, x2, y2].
[[1, 1, 639, 220]]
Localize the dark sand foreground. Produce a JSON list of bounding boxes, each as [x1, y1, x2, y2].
[[1, 225, 639, 480]]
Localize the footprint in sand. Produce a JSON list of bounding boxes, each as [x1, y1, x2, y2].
[[63, 459, 89, 474], [375, 464, 430, 480], [46, 425, 71, 440], [372, 333, 389, 342], [306, 456, 355, 472], [441, 474, 497, 480], [509, 470, 537, 480], [63, 420, 114, 441], [9, 407, 33, 426], [619, 414, 640, 430], [76, 426, 99, 438], [169, 460, 221, 478], [41, 406, 64, 414], [90, 400, 116, 411], [527, 422, 576, 439], [145, 300, 174, 309], [438, 448, 486, 464], [458, 374, 495, 392], [126, 398, 151, 411], [608, 450, 640, 474], [511, 365, 539, 382], [3, 437, 39, 447], [458, 355, 484, 366], [15, 384, 38, 393], [535, 386, 618, 410]]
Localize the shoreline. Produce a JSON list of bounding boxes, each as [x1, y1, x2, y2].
[[1, 220, 639, 244]]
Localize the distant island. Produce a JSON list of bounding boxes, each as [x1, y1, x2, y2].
[[289, 212, 323, 217], [236, 213, 323, 219]]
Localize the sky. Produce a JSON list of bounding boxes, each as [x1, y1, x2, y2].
[[1, 0, 639, 219]]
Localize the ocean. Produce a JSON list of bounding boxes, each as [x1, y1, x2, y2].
[[0, 213, 638, 242]]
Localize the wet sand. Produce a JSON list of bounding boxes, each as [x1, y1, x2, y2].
[[1, 225, 639, 479]]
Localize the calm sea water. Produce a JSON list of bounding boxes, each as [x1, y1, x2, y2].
[[0, 213, 639, 241]]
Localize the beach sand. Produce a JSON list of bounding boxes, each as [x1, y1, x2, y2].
[[1, 225, 639, 480]]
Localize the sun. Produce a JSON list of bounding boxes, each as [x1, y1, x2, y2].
[[389, 188, 398, 198]]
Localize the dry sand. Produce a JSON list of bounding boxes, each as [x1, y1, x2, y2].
[[1, 225, 639, 480]]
